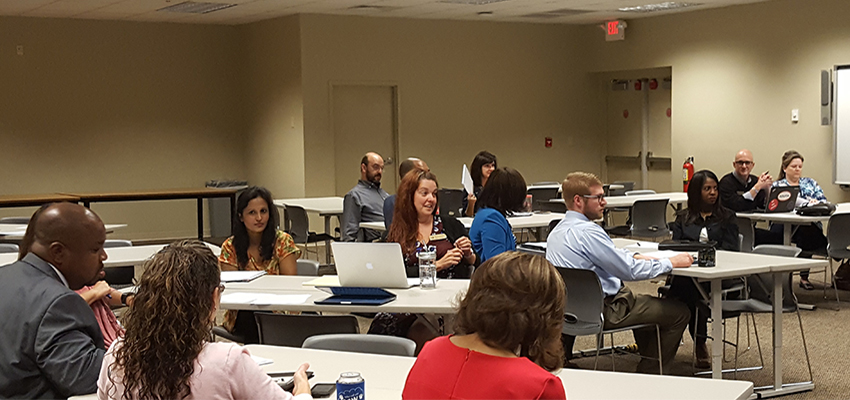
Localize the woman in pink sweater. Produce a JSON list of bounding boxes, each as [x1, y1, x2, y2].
[[98, 240, 312, 400]]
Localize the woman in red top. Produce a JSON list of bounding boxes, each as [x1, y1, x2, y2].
[[402, 252, 567, 400]]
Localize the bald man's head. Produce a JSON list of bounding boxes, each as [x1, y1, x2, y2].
[[733, 149, 755, 178], [29, 203, 107, 290], [398, 157, 429, 180], [360, 152, 385, 184]]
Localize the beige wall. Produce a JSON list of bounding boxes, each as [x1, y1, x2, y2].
[[0, 17, 246, 240], [582, 0, 850, 202], [241, 15, 306, 200], [299, 14, 605, 195]]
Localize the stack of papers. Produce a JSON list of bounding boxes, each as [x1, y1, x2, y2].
[[220, 270, 267, 283], [220, 292, 311, 305], [251, 355, 274, 366]]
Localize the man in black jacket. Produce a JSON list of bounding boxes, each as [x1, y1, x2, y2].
[[718, 149, 782, 245], [0, 203, 107, 399]]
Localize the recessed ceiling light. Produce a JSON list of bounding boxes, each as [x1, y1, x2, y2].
[[157, 1, 236, 14], [618, 2, 701, 13]]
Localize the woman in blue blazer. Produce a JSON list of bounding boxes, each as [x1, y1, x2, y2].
[[469, 167, 528, 262]]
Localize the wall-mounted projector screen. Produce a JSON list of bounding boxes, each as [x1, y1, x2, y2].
[[834, 65, 850, 185]]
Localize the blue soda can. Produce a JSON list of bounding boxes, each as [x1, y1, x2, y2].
[[336, 372, 364, 400]]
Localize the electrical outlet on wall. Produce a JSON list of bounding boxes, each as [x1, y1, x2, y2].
[[791, 109, 799, 123], [16, 45, 24, 56]]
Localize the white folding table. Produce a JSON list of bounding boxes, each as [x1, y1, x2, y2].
[[221, 275, 467, 314], [361, 213, 566, 241], [245, 345, 754, 400], [274, 197, 344, 261], [615, 239, 826, 398], [736, 202, 850, 245]]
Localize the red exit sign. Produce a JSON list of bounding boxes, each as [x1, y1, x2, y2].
[[605, 20, 626, 42]]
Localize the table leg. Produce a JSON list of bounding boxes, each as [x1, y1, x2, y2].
[[324, 216, 332, 264], [197, 198, 204, 241], [783, 224, 792, 246], [773, 272, 783, 390], [711, 279, 723, 379]]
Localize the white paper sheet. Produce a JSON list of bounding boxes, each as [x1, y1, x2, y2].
[[461, 164, 474, 194], [624, 241, 659, 251], [221, 270, 267, 283], [641, 250, 683, 259]]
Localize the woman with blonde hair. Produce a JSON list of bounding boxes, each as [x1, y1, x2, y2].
[[402, 252, 566, 399], [98, 240, 311, 400]]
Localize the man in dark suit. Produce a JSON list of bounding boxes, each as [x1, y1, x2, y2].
[[0, 202, 108, 399]]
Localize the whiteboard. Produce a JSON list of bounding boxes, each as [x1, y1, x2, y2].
[[835, 65, 850, 185]]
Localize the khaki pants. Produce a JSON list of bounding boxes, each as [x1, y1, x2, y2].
[[603, 287, 690, 374]]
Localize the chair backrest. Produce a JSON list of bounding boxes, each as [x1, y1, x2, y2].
[[735, 217, 755, 253], [527, 187, 560, 211], [302, 333, 416, 357], [437, 188, 465, 218], [556, 267, 605, 336], [531, 181, 560, 186], [284, 205, 310, 245], [630, 199, 670, 237], [296, 259, 320, 276], [537, 200, 566, 213], [103, 240, 133, 248], [255, 313, 359, 347], [748, 245, 802, 309], [0, 243, 20, 254], [625, 190, 656, 196], [752, 244, 802, 258], [745, 272, 797, 310], [0, 217, 30, 224], [827, 213, 850, 259], [610, 181, 635, 196]]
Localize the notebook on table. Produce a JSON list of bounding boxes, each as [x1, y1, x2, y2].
[[314, 287, 397, 306]]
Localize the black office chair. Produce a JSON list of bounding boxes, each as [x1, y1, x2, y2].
[[437, 188, 465, 218], [527, 187, 560, 212], [255, 313, 359, 347], [284, 205, 336, 261]]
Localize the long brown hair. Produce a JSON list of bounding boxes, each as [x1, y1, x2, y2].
[[779, 150, 804, 180], [387, 170, 439, 255], [110, 240, 220, 400], [454, 251, 565, 372]]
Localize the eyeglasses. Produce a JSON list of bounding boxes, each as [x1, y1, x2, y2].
[[217, 284, 226, 294], [734, 160, 754, 166], [581, 194, 605, 202]]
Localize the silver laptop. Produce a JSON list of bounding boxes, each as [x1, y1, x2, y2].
[[331, 242, 417, 288]]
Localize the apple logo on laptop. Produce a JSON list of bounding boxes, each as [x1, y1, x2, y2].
[[366, 263, 374, 270]]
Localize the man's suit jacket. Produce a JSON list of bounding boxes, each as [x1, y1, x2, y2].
[[0, 253, 105, 399]]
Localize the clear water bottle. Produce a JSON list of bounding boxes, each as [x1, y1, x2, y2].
[[417, 245, 437, 289]]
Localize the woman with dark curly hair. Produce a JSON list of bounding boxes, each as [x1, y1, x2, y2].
[[402, 252, 566, 400], [98, 240, 311, 400], [218, 186, 301, 342]]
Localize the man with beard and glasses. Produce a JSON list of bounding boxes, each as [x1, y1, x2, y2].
[[0, 202, 108, 398], [342, 152, 390, 242]]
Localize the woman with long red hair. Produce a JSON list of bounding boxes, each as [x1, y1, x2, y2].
[[387, 169, 476, 278]]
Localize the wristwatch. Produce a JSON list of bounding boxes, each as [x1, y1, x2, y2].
[[120, 292, 132, 306]]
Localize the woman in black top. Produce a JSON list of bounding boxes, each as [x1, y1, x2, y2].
[[462, 151, 497, 217], [669, 170, 740, 368]]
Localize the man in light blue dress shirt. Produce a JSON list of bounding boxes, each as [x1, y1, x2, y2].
[[547, 172, 692, 374]]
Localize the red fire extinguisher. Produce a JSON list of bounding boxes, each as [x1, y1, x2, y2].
[[683, 156, 695, 192]]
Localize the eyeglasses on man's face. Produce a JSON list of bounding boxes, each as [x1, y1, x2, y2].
[[581, 194, 605, 202], [734, 160, 754, 166]]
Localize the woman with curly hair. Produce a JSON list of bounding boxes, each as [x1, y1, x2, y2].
[[98, 240, 311, 400], [218, 186, 301, 343], [402, 252, 566, 400]]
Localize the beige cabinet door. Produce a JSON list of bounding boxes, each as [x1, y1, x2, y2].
[[332, 84, 398, 196]]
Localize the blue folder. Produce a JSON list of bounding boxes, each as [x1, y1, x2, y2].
[[314, 287, 397, 306]]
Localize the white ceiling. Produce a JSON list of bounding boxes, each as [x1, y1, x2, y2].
[[0, 0, 772, 25]]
